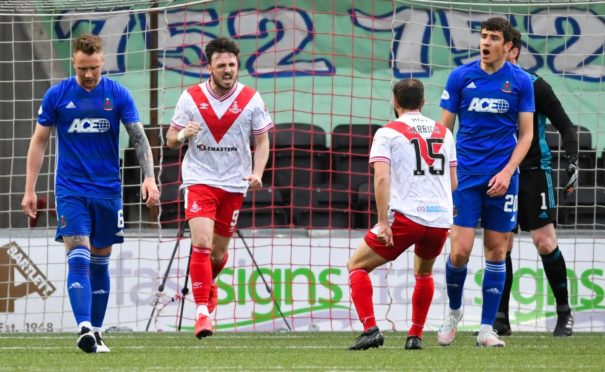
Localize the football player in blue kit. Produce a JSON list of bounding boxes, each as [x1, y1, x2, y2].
[[436, 17, 534, 347], [21, 34, 159, 353]]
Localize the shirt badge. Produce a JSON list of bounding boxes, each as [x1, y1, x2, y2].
[[501, 81, 512, 93], [103, 98, 113, 111], [229, 101, 241, 114]]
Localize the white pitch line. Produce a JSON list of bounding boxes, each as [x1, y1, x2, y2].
[[0, 344, 356, 350], [0, 343, 553, 352], [0, 334, 310, 340]]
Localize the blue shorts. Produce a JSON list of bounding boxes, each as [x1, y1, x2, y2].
[[453, 173, 519, 232], [55, 195, 124, 247]]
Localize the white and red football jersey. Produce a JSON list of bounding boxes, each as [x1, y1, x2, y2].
[[369, 111, 457, 228], [171, 81, 273, 193]]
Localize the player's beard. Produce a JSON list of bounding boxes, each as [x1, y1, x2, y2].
[[211, 70, 237, 92]]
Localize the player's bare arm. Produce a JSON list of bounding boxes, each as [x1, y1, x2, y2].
[[440, 110, 457, 132], [125, 122, 155, 179], [487, 111, 533, 197], [125, 122, 160, 207], [373, 161, 393, 247], [245, 131, 270, 190], [450, 164, 458, 192], [21, 124, 52, 219], [166, 121, 201, 149]]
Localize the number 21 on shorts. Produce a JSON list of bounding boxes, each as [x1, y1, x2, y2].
[[503, 194, 518, 212]]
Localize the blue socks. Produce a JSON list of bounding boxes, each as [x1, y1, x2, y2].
[[481, 260, 506, 326], [445, 255, 511, 327], [90, 254, 111, 330], [66, 247, 91, 327], [445, 255, 467, 311], [67, 248, 112, 331]]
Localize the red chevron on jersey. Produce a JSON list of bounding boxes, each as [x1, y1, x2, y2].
[[385, 120, 446, 166], [187, 85, 256, 143]]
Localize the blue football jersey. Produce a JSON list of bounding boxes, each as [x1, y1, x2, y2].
[[37, 76, 140, 198], [440, 60, 535, 174]]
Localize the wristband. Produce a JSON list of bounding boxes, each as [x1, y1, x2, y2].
[[177, 129, 186, 143]]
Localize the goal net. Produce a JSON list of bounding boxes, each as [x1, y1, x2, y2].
[[0, 0, 604, 334]]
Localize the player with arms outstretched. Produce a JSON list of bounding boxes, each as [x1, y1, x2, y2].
[[21, 34, 159, 353], [494, 28, 577, 337], [437, 17, 534, 347], [166, 37, 272, 339], [348, 78, 457, 351]]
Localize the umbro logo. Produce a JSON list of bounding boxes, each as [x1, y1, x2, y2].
[[66, 101, 76, 109], [92, 289, 108, 295], [466, 82, 477, 89], [199, 102, 209, 110], [486, 287, 501, 294]]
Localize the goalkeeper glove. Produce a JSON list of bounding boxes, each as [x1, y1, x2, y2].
[[564, 154, 578, 194]]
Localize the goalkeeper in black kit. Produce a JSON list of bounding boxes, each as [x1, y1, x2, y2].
[[495, 28, 578, 337]]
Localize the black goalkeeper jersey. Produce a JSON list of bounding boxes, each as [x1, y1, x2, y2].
[[520, 70, 578, 171]]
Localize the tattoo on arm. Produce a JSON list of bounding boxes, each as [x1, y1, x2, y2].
[[125, 122, 155, 178]]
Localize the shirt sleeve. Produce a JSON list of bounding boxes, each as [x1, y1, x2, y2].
[[440, 67, 462, 114], [170, 90, 192, 130], [117, 83, 141, 125], [518, 72, 535, 113], [369, 128, 391, 165], [251, 92, 273, 135], [534, 76, 578, 157], [446, 129, 457, 167], [37, 85, 58, 127]]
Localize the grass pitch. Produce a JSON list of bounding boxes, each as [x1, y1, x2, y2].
[[0, 331, 603, 370]]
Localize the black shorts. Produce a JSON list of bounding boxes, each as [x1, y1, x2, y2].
[[517, 169, 557, 232]]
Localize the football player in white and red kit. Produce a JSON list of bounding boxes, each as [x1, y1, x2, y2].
[[166, 37, 273, 339], [347, 78, 457, 351]]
